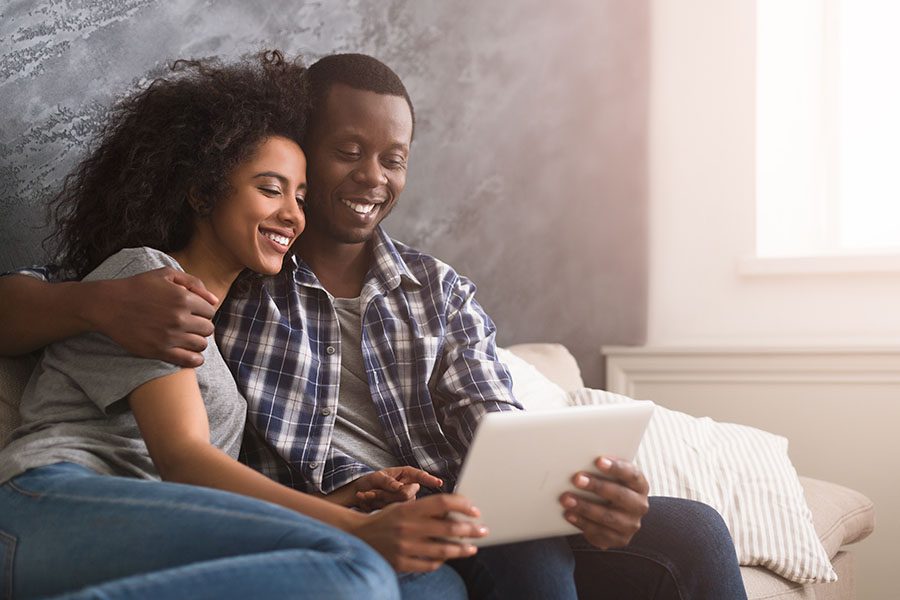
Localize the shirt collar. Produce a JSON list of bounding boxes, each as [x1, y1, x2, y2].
[[288, 226, 423, 292], [369, 226, 423, 291]]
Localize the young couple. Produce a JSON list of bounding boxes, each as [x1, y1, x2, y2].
[[0, 50, 747, 599]]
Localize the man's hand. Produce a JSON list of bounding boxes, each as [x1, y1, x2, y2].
[[349, 493, 487, 572], [88, 267, 218, 367], [354, 467, 444, 511], [559, 456, 650, 550], [326, 467, 443, 511]]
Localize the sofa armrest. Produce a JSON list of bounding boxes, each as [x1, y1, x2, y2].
[[801, 476, 875, 558]]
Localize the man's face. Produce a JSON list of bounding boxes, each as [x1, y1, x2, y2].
[[302, 83, 414, 245]]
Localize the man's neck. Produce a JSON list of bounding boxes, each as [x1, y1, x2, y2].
[[295, 227, 374, 298]]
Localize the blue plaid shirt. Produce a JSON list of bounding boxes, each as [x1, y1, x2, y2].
[[214, 227, 521, 494]]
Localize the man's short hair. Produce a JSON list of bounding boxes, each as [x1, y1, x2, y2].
[[305, 53, 415, 139]]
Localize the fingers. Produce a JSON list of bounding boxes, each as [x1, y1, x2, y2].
[[367, 470, 404, 492], [168, 269, 219, 307], [413, 493, 481, 519], [391, 467, 443, 488], [561, 497, 641, 549], [357, 483, 420, 508], [571, 472, 648, 516], [397, 539, 478, 564], [160, 348, 205, 369], [594, 457, 650, 495], [558, 458, 650, 550]]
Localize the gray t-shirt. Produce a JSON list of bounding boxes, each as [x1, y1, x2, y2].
[[329, 296, 400, 470], [0, 247, 246, 483]]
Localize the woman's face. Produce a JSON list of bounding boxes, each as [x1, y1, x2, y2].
[[206, 135, 307, 275]]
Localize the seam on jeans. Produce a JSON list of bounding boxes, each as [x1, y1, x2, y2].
[[602, 547, 686, 600], [7, 481, 316, 531], [6, 480, 43, 499], [0, 530, 16, 600], [272, 528, 356, 565]]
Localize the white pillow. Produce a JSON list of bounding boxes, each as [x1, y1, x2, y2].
[[568, 387, 837, 584], [496, 347, 570, 411]]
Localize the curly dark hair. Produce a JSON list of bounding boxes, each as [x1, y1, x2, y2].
[[45, 50, 309, 279]]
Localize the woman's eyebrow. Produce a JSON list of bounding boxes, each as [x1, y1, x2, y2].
[[253, 171, 292, 186]]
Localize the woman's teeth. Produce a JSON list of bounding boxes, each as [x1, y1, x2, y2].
[[341, 199, 376, 214], [262, 231, 290, 246]]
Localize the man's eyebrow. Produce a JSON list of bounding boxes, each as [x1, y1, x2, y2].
[[333, 131, 409, 152]]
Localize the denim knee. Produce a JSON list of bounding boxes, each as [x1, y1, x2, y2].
[[667, 498, 736, 560]]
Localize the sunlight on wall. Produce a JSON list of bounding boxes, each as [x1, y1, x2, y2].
[[756, 0, 900, 257]]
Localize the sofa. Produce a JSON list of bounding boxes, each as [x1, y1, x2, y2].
[[0, 346, 875, 599], [505, 343, 876, 600]]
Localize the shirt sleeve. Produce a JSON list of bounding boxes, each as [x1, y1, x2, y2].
[[38, 248, 184, 414], [432, 274, 523, 454], [2, 265, 66, 282]]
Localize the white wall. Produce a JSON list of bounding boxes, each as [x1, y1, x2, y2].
[[646, 2, 899, 599], [647, 0, 900, 348]]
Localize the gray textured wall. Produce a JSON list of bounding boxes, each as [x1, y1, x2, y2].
[[0, 0, 649, 386]]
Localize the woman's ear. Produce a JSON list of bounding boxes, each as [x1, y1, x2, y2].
[[188, 188, 211, 215]]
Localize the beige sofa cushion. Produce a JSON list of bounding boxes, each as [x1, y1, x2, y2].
[[505, 343, 584, 392]]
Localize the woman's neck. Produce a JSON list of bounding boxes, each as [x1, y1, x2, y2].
[[169, 242, 242, 309]]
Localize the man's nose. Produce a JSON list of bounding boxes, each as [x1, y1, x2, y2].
[[351, 156, 388, 187]]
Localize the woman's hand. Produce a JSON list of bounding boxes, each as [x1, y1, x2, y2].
[[327, 467, 443, 510], [349, 493, 487, 572]]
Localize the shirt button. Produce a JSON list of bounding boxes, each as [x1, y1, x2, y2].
[[320, 408, 332, 417], [325, 345, 336, 355], [310, 462, 319, 470]]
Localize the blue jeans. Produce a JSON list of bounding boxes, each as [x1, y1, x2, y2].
[[0, 463, 465, 600], [448, 497, 747, 600], [569, 496, 748, 599]]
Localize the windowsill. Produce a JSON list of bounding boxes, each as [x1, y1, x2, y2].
[[738, 253, 900, 276]]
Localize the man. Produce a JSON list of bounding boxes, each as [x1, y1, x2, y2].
[[0, 53, 746, 599]]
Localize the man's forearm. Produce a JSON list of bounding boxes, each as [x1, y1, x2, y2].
[[0, 275, 101, 355]]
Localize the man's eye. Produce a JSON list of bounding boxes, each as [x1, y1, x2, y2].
[[338, 149, 360, 159]]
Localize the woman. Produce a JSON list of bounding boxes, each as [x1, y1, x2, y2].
[[0, 51, 483, 599]]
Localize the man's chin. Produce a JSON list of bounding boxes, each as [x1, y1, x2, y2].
[[330, 225, 377, 245]]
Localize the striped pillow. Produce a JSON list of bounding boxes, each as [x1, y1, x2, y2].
[[569, 387, 837, 584]]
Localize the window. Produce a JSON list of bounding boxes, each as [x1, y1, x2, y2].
[[755, 0, 900, 260]]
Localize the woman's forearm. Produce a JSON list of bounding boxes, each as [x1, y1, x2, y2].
[[160, 442, 364, 532]]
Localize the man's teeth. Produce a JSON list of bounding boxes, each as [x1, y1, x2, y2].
[[262, 231, 290, 246], [341, 199, 376, 214]]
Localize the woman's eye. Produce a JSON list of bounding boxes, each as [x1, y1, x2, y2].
[[295, 196, 306, 207], [260, 187, 281, 196]]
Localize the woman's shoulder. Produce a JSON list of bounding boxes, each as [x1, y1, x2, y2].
[[82, 247, 183, 282]]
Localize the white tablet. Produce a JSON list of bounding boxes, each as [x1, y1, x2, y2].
[[452, 401, 654, 547]]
